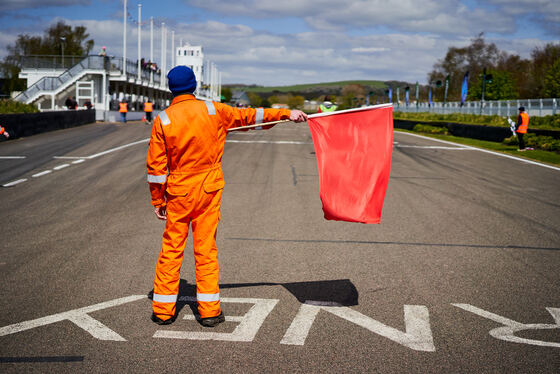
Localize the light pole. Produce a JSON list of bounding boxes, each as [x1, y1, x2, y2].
[[150, 17, 153, 84], [60, 37, 66, 68], [480, 68, 493, 115], [123, 0, 127, 76], [137, 3, 142, 81], [160, 22, 165, 89], [171, 30, 175, 68]]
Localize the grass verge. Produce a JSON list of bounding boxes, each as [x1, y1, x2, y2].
[[395, 128, 560, 166]]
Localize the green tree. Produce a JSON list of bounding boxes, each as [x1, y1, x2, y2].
[[287, 95, 304, 109], [468, 69, 518, 100], [544, 59, 560, 98], [429, 33, 515, 101], [247, 92, 262, 107], [531, 43, 560, 97], [1, 21, 94, 95], [261, 98, 271, 108], [339, 84, 365, 109], [221, 87, 232, 102]]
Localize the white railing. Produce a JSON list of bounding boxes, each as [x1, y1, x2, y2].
[[15, 55, 163, 103], [394, 98, 559, 117]]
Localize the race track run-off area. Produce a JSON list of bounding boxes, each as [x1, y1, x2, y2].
[[0, 121, 559, 373]]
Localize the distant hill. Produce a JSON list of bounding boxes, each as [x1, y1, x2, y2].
[[226, 80, 416, 100]]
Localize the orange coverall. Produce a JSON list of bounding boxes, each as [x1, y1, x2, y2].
[[147, 94, 291, 320]]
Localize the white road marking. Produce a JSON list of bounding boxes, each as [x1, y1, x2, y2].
[[5, 139, 149, 188], [0, 295, 146, 341], [2, 179, 27, 187], [398, 131, 560, 171], [53, 164, 70, 170], [226, 140, 311, 145], [0, 156, 26, 159], [280, 302, 435, 351], [453, 304, 560, 348], [86, 138, 150, 159], [396, 145, 472, 150], [15, 136, 308, 188], [32, 170, 52, 178], [154, 297, 279, 342]]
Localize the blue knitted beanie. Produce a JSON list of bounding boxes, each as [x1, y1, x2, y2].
[[167, 66, 197, 94]]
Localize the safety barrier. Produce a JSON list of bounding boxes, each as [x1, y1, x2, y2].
[[394, 119, 560, 142], [395, 98, 559, 117], [0, 109, 95, 139]]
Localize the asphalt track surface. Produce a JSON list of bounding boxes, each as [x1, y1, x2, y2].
[[0, 120, 559, 373]]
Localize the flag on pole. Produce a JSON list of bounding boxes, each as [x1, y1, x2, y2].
[[461, 71, 469, 105], [405, 87, 410, 106], [307, 104, 393, 224], [428, 86, 433, 106]]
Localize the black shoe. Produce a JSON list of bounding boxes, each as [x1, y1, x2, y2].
[[200, 312, 225, 327], [151, 314, 175, 325]]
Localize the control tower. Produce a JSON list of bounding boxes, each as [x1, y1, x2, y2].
[[176, 43, 220, 101], [176, 44, 204, 83]]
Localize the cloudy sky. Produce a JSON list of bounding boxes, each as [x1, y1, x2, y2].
[[0, 0, 558, 86]]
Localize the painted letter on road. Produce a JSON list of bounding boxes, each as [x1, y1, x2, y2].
[[453, 304, 560, 348], [281, 302, 435, 351]]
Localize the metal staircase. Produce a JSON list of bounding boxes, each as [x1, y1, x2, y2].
[[15, 56, 107, 104]]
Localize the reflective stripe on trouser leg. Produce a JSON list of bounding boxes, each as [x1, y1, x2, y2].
[[191, 189, 223, 318], [153, 196, 190, 319]]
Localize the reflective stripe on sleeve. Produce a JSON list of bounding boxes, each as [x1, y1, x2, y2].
[[147, 174, 167, 183], [205, 101, 216, 115], [197, 293, 220, 302], [153, 293, 178, 303], [158, 110, 170, 126], [256, 108, 264, 124]]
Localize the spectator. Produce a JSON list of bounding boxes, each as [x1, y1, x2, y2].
[[65, 96, 74, 109]]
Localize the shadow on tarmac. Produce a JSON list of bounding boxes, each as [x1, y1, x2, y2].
[[226, 237, 560, 251], [148, 278, 359, 319]]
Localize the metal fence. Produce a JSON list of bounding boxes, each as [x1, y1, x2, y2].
[[17, 56, 106, 102], [395, 98, 559, 117], [20, 55, 86, 70], [16, 55, 163, 102], [20, 55, 161, 84]]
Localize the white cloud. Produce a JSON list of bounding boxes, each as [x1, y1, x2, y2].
[[0, 0, 90, 12], [352, 47, 390, 53], [485, 0, 560, 34], [185, 0, 516, 35], [0, 9, 553, 87]]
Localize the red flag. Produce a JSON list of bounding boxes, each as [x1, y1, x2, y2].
[[307, 104, 393, 224]]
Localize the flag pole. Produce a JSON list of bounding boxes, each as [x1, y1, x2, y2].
[[226, 103, 394, 132], [227, 119, 291, 132]]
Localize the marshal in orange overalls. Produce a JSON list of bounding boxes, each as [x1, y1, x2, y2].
[[147, 94, 291, 322]]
